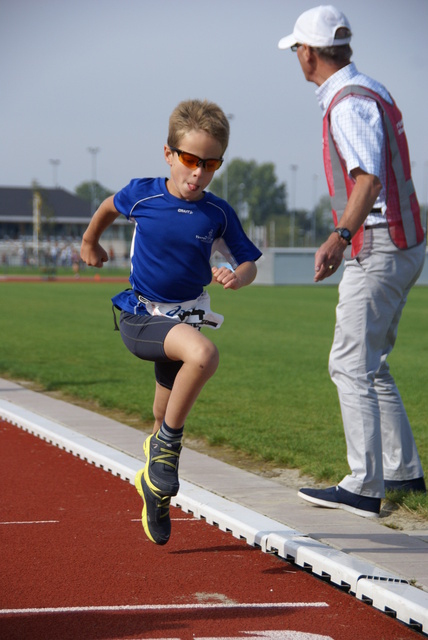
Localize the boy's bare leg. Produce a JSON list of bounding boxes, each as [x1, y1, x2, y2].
[[162, 323, 219, 429], [152, 382, 170, 433]]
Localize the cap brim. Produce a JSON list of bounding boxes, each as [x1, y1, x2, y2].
[[278, 34, 296, 50]]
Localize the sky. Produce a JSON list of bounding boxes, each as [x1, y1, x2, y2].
[[2, 0, 428, 211]]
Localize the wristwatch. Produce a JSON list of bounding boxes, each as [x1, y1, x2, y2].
[[334, 228, 352, 245]]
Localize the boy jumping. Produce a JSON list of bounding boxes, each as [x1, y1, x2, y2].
[[80, 99, 262, 544]]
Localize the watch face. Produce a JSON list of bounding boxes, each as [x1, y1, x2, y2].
[[336, 228, 351, 242]]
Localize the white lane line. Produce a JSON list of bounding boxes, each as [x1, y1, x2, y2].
[[0, 602, 329, 615], [135, 634, 334, 640], [3, 518, 194, 525], [195, 633, 333, 640], [0, 520, 59, 525], [131, 518, 198, 522]]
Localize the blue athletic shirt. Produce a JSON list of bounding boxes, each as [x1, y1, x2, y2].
[[111, 177, 262, 315]]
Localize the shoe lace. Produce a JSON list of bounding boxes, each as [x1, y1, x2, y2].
[[152, 442, 181, 471], [156, 494, 171, 519]]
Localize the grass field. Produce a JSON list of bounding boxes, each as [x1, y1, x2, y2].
[[1, 274, 427, 515]]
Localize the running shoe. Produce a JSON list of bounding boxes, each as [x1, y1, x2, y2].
[[135, 468, 171, 545], [143, 432, 181, 496], [134, 433, 182, 545]]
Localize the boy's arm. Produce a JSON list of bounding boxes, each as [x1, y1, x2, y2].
[[80, 195, 121, 268], [212, 260, 257, 290]]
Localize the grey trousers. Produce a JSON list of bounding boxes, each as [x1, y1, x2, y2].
[[329, 228, 426, 498]]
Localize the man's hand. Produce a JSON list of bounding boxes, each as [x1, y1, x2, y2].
[[314, 233, 347, 282], [314, 170, 382, 282]]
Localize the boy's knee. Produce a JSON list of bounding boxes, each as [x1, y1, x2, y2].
[[194, 341, 219, 374]]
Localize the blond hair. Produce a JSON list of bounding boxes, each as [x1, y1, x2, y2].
[[167, 99, 230, 154]]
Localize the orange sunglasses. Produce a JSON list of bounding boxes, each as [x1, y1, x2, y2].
[[169, 147, 223, 172]]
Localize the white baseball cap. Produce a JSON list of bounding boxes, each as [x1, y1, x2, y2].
[[278, 5, 352, 50]]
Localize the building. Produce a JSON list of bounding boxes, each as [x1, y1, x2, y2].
[[0, 186, 130, 267]]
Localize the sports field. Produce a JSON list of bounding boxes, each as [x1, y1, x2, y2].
[[1, 276, 427, 515]]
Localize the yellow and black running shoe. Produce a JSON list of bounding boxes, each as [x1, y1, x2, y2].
[[134, 433, 182, 545], [135, 467, 172, 545]]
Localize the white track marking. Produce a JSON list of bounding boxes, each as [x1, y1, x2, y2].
[[194, 633, 333, 640], [0, 520, 59, 525], [141, 634, 333, 640], [0, 602, 328, 615]]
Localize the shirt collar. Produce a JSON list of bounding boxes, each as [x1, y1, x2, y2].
[[315, 62, 358, 113]]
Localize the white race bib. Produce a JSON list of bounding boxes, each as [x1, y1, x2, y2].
[[139, 291, 223, 329]]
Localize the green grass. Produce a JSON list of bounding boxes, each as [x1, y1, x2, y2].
[[0, 264, 129, 278], [1, 278, 427, 516]]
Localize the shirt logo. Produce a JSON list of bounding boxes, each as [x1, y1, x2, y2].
[[178, 208, 193, 214], [196, 229, 214, 244]]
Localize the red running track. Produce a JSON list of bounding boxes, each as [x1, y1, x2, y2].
[[0, 420, 422, 640]]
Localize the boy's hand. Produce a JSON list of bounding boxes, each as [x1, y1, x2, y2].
[[211, 266, 241, 290], [79, 196, 120, 268], [80, 239, 109, 268]]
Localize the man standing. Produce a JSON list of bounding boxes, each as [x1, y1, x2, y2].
[[278, 5, 426, 518]]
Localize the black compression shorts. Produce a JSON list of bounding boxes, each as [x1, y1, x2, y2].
[[119, 311, 183, 390]]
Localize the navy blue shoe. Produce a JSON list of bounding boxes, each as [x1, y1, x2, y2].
[[143, 433, 181, 496], [135, 467, 171, 545], [298, 485, 380, 518], [384, 477, 426, 493]]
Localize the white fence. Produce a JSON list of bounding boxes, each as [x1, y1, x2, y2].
[[2, 240, 428, 286], [254, 247, 428, 286]]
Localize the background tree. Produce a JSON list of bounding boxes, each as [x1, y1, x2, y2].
[[312, 194, 336, 244], [210, 159, 287, 226], [75, 181, 114, 212]]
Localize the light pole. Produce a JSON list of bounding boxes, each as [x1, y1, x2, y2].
[[87, 147, 100, 214], [223, 114, 234, 202], [49, 159, 60, 187], [289, 164, 298, 247]]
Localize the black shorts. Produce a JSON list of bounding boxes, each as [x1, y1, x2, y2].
[[119, 311, 183, 390]]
